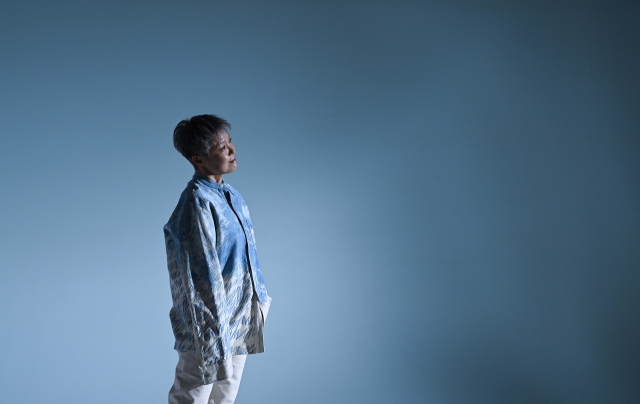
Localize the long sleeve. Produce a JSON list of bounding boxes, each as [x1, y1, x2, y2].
[[165, 198, 234, 384]]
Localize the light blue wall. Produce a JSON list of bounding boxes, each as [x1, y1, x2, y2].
[[1, 1, 638, 403]]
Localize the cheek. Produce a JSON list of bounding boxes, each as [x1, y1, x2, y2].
[[207, 156, 224, 170]]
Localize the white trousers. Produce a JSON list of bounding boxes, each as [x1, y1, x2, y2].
[[168, 351, 247, 404]]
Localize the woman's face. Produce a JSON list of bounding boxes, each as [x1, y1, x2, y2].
[[191, 130, 237, 181]]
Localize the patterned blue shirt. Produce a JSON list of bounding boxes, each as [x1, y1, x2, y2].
[[164, 173, 271, 384]]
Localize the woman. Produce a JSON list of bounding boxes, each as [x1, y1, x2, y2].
[[164, 114, 271, 404]]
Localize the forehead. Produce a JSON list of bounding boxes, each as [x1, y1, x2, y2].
[[209, 130, 230, 146]]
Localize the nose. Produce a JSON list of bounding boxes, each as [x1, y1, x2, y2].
[[229, 143, 235, 155]]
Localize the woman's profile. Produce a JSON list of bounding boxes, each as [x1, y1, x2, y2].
[[163, 114, 271, 404]]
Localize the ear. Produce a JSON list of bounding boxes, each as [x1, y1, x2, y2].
[[190, 155, 202, 167]]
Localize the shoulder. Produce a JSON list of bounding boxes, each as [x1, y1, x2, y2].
[[173, 182, 214, 216], [186, 181, 225, 210], [166, 180, 220, 230]]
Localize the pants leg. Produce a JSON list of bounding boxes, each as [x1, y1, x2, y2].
[[168, 351, 213, 404], [208, 355, 247, 404], [168, 351, 247, 404]]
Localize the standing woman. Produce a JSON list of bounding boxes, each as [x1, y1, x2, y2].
[[164, 114, 271, 404]]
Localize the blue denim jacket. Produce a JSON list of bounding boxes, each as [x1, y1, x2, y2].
[[164, 173, 271, 384]]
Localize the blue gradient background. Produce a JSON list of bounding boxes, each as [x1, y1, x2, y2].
[[1, 1, 638, 403]]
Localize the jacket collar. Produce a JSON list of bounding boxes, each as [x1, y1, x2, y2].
[[192, 172, 234, 194]]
